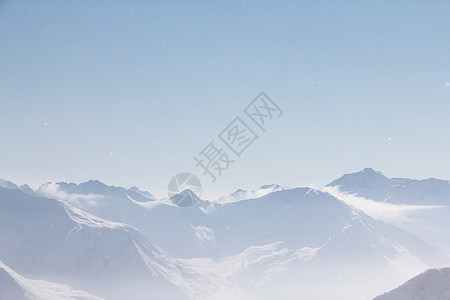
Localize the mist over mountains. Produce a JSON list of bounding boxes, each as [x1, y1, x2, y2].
[[1, 168, 449, 299]]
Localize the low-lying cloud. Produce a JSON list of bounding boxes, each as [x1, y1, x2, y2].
[[38, 183, 104, 208], [321, 186, 440, 223]]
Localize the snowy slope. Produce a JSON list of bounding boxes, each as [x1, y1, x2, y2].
[[327, 167, 450, 205], [327, 168, 450, 254], [0, 260, 103, 300], [204, 188, 445, 262], [34, 181, 449, 255], [0, 187, 246, 300], [37, 180, 156, 211], [128, 186, 156, 201], [34, 180, 448, 267], [9, 177, 450, 299], [0, 179, 19, 190], [113, 185, 448, 299], [328, 168, 398, 202], [35, 180, 211, 258], [188, 188, 448, 299], [374, 268, 450, 300], [215, 184, 288, 204]]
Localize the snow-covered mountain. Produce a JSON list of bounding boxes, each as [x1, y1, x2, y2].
[[0, 179, 19, 190], [34, 180, 211, 258], [25, 180, 449, 299], [3, 171, 450, 300], [215, 184, 288, 204], [374, 268, 450, 300], [328, 167, 450, 206], [0, 260, 103, 300], [37, 180, 156, 209], [0, 186, 246, 300], [128, 186, 156, 201], [32, 180, 448, 263], [327, 168, 450, 254], [191, 188, 448, 299]]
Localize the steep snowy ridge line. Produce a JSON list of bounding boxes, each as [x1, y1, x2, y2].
[[374, 268, 450, 300], [0, 260, 103, 300]]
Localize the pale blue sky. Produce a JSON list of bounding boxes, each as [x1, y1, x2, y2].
[[1, 0, 449, 198]]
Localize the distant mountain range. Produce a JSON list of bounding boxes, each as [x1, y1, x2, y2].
[[0, 168, 449, 299], [327, 167, 450, 254], [328, 167, 450, 206]]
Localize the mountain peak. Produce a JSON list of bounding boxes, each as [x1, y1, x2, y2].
[[169, 189, 200, 207], [259, 184, 283, 190], [361, 167, 383, 175], [327, 168, 396, 192], [83, 179, 106, 186], [215, 184, 288, 204], [76, 180, 112, 193], [128, 186, 156, 200], [0, 179, 19, 190]]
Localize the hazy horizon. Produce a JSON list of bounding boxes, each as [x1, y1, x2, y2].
[[1, 0, 449, 199]]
